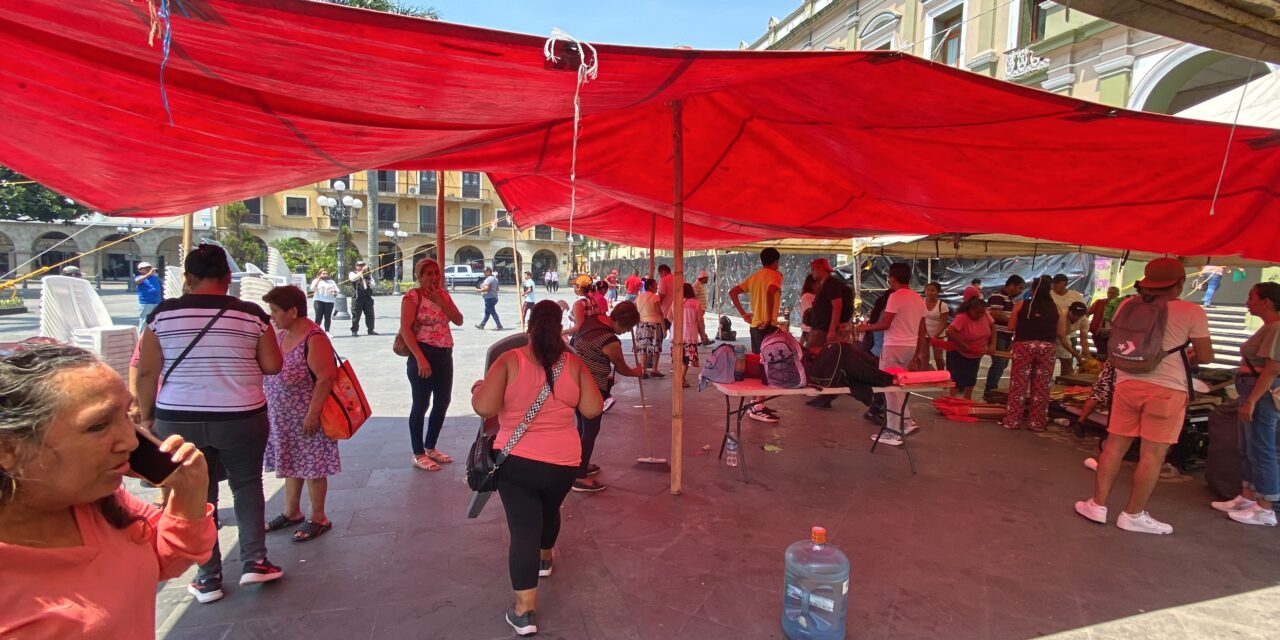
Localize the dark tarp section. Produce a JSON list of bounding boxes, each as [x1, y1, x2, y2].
[[2, 1, 1280, 260]]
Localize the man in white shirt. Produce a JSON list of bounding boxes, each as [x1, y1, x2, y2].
[[1075, 258, 1213, 535], [856, 263, 928, 446], [1050, 274, 1085, 313]]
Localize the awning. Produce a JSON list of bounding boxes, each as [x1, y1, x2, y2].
[[1177, 72, 1280, 129], [2, 1, 1280, 260]]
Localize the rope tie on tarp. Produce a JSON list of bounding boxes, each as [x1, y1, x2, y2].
[[145, 0, 187, 125], [543, 29, 599, 247], [1208, 46, 1263, 217]]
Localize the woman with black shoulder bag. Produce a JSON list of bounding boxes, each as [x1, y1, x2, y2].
[[471, 300, 603, 637]]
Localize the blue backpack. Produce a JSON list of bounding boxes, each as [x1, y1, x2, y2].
[[699, 343, 737, 390]]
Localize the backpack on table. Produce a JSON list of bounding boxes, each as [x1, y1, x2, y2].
[[760, 331, 807, 389], [699, 343, 738, 389]]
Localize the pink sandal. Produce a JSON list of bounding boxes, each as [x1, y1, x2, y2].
[[425, 450, 453, 464]]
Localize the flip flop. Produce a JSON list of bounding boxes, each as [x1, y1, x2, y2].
[[293, 520, 332, 542], [266, 513, 305, 532]]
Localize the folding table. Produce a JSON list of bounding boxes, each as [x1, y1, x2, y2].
[[710, 379, 851, 483], [870, 382, 955, 474]]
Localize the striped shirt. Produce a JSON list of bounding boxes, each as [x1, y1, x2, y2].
[[147, 294, 271, 421], [574, 327, 620, 394]]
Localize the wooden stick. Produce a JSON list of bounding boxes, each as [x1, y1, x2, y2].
[[670, 99, 685, 496]]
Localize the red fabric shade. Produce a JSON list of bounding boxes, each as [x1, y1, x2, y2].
[[2, 1, 1278, 259]]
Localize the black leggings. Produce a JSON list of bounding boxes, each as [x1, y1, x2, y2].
[[576, 409, 603, 479], [407, 344, 453, 454], [497, 455, 577, 591], [314, 300, 334, 332]]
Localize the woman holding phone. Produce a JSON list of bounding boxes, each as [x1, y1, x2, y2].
[[0, 343, 214, 638], [400, 258, 464, 471]]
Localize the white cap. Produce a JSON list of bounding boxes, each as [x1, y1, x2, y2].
[[137, 261, 153, 270], [698, 271, 709, 279]]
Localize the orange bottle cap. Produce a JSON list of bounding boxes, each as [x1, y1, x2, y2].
[[811, 526, 827, 544]]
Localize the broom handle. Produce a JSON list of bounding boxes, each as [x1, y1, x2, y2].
[[631, 329, 652, 449]]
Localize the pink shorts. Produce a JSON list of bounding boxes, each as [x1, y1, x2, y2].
[[1108, 380, 1187, 444]]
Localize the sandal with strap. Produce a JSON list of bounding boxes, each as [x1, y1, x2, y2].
[[412, 454, 442, 471], [425, 449, 453, 464], [266, 513, 305, 532], [292, 520, 332, 542]]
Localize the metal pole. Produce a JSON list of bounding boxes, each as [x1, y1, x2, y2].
[[334, 201, 351, 320], [437, 171, 447, 267], [669, 99, 685, 496]]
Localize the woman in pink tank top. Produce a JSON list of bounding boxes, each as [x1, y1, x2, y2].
[[472, 300, 603, 637]]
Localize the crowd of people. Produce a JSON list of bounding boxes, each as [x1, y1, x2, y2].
[[6, 238, 1278, 639]]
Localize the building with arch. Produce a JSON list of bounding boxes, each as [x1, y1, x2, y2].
[[208, 171, 572, 283], [0, 213, 200, 281]]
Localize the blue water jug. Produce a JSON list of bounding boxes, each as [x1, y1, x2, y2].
[[781, 526, 849, 640]]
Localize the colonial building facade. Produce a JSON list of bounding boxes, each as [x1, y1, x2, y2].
[[0, 213, 202, 284], [746, 1, 1273, 120], [212, 171, 574, 283]]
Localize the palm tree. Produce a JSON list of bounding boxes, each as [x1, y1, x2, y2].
[[322, 0, 440, 19]]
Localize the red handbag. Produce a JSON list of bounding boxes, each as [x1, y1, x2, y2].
[[304, 334, 371, 440]]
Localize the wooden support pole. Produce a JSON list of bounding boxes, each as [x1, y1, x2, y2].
[[181, 212, 193, 258], [669, 99, 685, 496], [512, 216, 525, 332], [648, 211, 657, 278], [436, 171, 447, 267]]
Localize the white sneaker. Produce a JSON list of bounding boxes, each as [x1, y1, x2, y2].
[[1228, 505, 1277, 526], [1074, 499, 1107, 524], [1083, 458, 1098, 471], [602, 397, 616, 413], [1117, 511, 1172, 535], [1211, 495, 1257, 513], [904, 420, 920, 436], [870, 432, 903, 447]]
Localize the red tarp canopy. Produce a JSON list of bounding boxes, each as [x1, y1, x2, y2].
[[2, 0, 1279, 259]]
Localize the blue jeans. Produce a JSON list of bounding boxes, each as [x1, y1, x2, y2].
[[155, 412, 270, 577], [984, 333, 1013, 394], [407, 344, 453, 454], [479, 297, 502, 329], [1203, 274, 1223, 307], [1237, 376, 1280, 500]]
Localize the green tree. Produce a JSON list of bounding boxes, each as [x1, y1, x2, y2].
[[0, 165, 91, 222], [269, 237, 312, 271], [217, 202, 265, 268], [322, 0, 440, 18]]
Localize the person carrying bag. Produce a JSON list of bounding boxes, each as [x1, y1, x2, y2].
[[468, 300, 603, 638]]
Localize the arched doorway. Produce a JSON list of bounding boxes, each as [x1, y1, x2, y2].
[[96, 234, 143, 280], [0, 231, 13, 277], [377, 241, 402, 282], [531, 249, 558, 282], [454, 245, 483, 270], [155, 235, 183, 277], [1131, 45, 1275, 115], [410, 245, 437, 278], [493, 248, 523, 285], [34, 232, 79, 271]]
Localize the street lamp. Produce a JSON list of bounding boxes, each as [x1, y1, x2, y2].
[[317, 181, 363, 320], [116, 225, 142, 292], [382, 222, 408, 294]]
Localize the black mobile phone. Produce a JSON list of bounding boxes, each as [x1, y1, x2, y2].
[[129, 426, 181, 485]]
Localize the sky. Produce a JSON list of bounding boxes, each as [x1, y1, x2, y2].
[[406, 0, 803, 49]]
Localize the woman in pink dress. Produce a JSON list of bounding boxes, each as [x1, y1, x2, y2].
[[261, 285, 340, 542]]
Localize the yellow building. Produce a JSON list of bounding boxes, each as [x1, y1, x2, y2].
[[213, 171, 574, 283]]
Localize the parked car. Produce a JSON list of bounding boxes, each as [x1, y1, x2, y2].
[[443, 264, 484, 289]]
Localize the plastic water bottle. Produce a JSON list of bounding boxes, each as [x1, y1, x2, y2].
[[733, 345, 747, 381], [725, 438, 739, 467], [781, 526, 849, 640]]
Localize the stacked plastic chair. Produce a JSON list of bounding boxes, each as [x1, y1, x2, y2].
[[39, 275, 136, 378]]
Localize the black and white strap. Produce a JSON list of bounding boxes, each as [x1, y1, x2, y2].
[[496, 354, 567, 463]]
